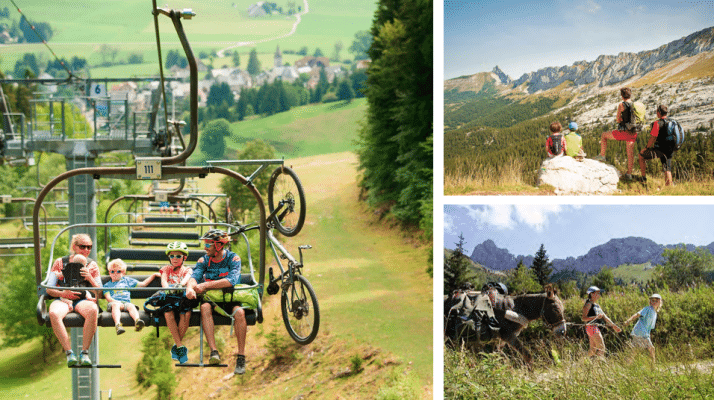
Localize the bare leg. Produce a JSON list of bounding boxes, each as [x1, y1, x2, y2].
[[600, 132, 615, 156], [49, 300, 72, 351], [232, 306, 246, 355], [74, 301, 98, 351], [125, 303, 139, 322], [626, 141, 635, 174], [165, 311, 183, 347], [110, 302, 122, 325], [665, 171, 673, 186], [200, 302, 217, 350], [592, 331, 606, 357], [638, 153, 647, 178], [178, 311, 191, 340]]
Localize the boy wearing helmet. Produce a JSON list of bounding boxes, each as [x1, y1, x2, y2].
[[161, 241, 194, 364], [185, 229, 247, 374], [623, 294, 662, 363]]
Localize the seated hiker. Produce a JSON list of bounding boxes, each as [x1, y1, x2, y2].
[[595, 87, 642, 179], [638, 104, 678, 186], [186, 229, 248, 375], [564, 122, 586, 161], [545, 122, 567, 158], [104, 259, 159, 335]]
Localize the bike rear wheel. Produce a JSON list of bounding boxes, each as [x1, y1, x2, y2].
[[267, 166, 306, 237], [280, 274, 320, 345]]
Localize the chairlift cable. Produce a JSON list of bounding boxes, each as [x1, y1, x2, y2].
[[151, 0, 170, 133], [9, 0, 76, 81]]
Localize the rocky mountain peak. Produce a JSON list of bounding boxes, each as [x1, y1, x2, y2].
[[491, 65, 511, 85], [510, 26, 714, 93]]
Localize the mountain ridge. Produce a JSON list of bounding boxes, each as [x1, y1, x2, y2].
[[446, 26, 714, 94], [468, 236, 714, 274]]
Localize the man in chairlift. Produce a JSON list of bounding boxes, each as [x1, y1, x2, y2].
[[185, 229, 247, 375]]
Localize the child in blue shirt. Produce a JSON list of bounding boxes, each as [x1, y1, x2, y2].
[[623, 294, 662, 363], [104, 259, 159, 335]]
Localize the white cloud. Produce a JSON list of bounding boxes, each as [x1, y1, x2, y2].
[[585, 0, 601, 13], [444, 213, 456, 235], [467, 205, 565, 232], [513, 205, 562, 232]]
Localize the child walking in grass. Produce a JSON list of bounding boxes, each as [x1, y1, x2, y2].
[[104, 259, 159, 334], [623, 293, 662, 363]]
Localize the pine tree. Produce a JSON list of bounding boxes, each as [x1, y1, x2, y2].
[[444, 233, 474, 295], [247, 48, 261, 76], [510, 259, 541, 294], [530, 244, 553, 286]]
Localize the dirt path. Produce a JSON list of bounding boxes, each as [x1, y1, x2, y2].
[[216, 0, 310, 57]]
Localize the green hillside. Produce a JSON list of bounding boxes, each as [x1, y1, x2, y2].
[[192, 98, 367, 161]]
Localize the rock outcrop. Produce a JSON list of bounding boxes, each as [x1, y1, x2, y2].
[[538, 156, 620, 195], [511, 27, 714, 93]]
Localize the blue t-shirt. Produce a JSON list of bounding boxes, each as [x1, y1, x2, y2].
[[632, 305, 657, 338], [103, 276, 139, 303], [191, 250, 241, 286]]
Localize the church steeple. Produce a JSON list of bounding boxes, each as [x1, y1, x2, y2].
[[274, 45, 282, 67]]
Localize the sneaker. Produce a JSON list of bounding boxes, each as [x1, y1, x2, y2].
[[79, 350, 92, 367], [66, 350, 78, 367], [593, 155, 606, 162], [208, 350, 221, 365], [624, 174, 633, 181], [234, 354, 246, 375], [135, 319, 145, 332], [171, 345, 178, 361], [116, 324, 125, 335], [176, 346, 189, 364]]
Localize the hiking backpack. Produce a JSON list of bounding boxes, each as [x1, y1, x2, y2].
[[548, 134, 564, 156], [623, 101, 646, 132], [659, 118, 685, 151]]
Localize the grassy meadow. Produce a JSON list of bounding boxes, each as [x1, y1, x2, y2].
[[223, 98, 367, 159], [1, 0, 374, 77]]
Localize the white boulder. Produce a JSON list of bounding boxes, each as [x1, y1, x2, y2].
[[538, 156, 620, 195]]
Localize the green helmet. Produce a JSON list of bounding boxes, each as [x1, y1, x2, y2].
[[166, 241, 189, 256]]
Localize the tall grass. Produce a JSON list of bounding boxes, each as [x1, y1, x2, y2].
[[444, 157, 546, 195], [445, 286, 714, 399]]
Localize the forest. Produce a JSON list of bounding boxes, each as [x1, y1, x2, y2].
[[444, 97, 714, 186]]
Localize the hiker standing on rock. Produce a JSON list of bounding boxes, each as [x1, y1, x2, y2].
[[638, 105, 677, 186], [594, 87, 642, 180]]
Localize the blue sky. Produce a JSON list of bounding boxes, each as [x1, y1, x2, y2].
[[444, 0, 714, 80], [444, 204, 714, 259]]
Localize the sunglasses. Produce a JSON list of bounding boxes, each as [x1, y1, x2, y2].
[[204, 241, 215, 248], [109, 270, 122, 274], [77, 244, 92, 250], [168, 254, 184, 259]]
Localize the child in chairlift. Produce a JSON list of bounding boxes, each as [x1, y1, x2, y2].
[[103, 259, 159, 335], [160, 241, 194, 364]]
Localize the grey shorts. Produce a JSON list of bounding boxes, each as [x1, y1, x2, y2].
[[640, 148, 672, 172], [631, 335, 653, 349]]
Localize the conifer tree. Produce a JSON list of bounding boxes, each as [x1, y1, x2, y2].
[[530, 244, 553, 286], [444, 233, 474, 295]]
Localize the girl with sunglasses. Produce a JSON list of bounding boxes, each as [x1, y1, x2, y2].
[[160, 241, 194, 363], [103, 259, 159, 335]]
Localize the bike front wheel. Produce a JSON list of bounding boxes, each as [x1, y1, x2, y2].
[[281, 274, 320, 345], [267, 166, 306, 237]]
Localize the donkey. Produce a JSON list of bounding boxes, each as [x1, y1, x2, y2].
[[446, 284, 566, 366]]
